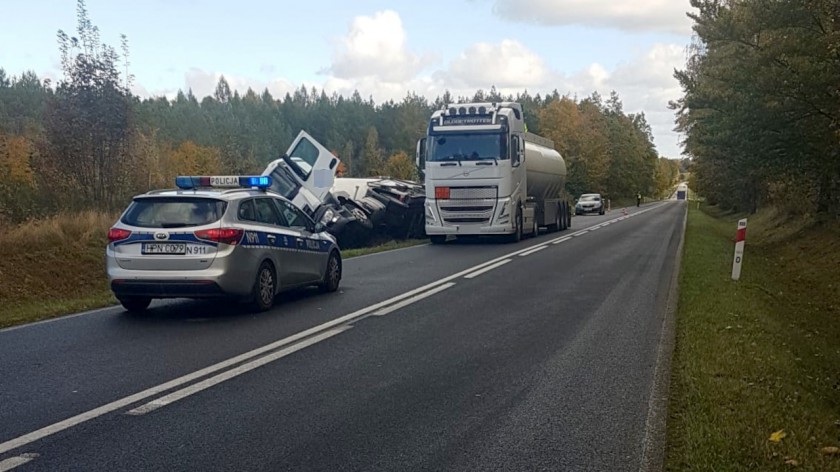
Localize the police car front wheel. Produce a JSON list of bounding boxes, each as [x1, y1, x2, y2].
[[319, 251, 342, 293]]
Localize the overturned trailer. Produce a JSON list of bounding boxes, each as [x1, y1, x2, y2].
[[262, 131, 426, 248]]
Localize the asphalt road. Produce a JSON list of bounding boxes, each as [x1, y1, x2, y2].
[[0, 201, 685, 472]]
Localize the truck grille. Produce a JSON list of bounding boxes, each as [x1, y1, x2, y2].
[[450, 186, 497, 200], [438, 186, 498, 224]]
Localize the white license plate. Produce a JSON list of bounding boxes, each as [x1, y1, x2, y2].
[[142, 243, 187, 255]]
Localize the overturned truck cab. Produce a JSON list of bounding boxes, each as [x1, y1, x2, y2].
[[262, 130, 426, 249]]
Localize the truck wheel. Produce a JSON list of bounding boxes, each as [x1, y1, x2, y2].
[[566, 203, 572, 229], [530, 216, 539, 237], [560, 203, 568, 231], [430, 235, 446, 245], [510, 211, 523, 243], [548, 204, 561, 232]]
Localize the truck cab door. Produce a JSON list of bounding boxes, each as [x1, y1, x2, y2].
[[282, 130, 339, 205]]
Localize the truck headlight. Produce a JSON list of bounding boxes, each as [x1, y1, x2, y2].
[[320, 209, 336, 225], [496, 199, 510, 224], [425, 202, 436, 223]]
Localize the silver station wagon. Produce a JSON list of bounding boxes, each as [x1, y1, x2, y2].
[[106, 176, 342, 313]]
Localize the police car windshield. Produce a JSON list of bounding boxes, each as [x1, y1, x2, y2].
[[579, 195, 600, 201], [428, 133, 507, 162], [122, 197, 227, 228]]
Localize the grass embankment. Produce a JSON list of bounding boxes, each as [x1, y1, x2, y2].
[[0, 211, 118, 329], [666, 205, 840, 471], [0, 213, 428, 329]]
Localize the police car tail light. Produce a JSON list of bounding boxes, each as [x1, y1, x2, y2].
[[175, 175, 272, 190], [107, 228, 131, 243], [194, 228, 244, 245]]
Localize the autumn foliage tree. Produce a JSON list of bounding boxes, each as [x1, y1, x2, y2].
[[42, 0, 135, 211], [384, 151, 417, 181], [673, 0, 840, 215]]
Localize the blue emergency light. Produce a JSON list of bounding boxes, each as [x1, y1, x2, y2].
[[175, 175, 272, 190]]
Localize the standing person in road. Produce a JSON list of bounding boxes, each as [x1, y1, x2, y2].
[[636, 193, 641, 207]]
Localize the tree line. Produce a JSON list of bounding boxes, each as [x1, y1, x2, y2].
[[674, 0, 839, 216], [0, 0, 677, 224]]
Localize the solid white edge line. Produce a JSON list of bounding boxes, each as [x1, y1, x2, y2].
[[519, 245, 548, 256], [463, 259, 512, 279], [373, 282, 457, 316], [0, 453, 39, 472], [0, 305, 118, 333], [126, 328, 349, 416], [639, 201, 686, 472]]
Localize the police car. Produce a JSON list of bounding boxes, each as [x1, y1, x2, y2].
[[106, 175, 342, 313]]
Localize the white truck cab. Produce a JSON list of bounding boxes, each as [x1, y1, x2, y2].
[[416, 102, 571, 243]]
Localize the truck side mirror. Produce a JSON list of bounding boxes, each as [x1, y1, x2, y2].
[[415, 137, 426, 168], [511, 136, 521, 167]]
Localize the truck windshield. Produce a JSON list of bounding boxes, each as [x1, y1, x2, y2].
[[268, 165, 301, 200], [428, 133, 507, 162]]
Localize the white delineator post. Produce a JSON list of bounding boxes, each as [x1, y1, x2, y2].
[[731, 218, 747, 280]]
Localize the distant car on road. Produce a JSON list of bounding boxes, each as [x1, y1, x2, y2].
[[106, 175, 342, 314], [575, 193, 605, 215]]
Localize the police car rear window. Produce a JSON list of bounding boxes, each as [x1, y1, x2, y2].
[[122, 198, 227, 228]]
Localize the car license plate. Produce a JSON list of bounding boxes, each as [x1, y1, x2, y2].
[[142, 243, 186, 255]]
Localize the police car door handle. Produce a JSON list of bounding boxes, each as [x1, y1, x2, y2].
[[267, 235, 276, 244]]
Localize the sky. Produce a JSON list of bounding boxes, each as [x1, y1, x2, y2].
[[0, 0, 696, 158]]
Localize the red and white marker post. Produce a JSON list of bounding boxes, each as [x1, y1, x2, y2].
[[731, 218, 747, 280]]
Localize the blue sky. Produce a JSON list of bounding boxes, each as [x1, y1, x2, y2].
[[0, 0, 695, 157]]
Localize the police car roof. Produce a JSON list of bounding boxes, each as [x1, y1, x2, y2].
[[135, 188, 281, 200]]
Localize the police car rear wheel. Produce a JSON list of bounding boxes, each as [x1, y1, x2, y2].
[[320, 251, 342, 293], [250, 262, 276, 312], [119, 297, 151, 314]]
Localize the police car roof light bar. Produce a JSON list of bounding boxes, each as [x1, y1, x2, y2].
[[175, 175, 272, 190]]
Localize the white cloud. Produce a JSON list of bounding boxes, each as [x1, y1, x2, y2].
[[444, 40, 551, 88], [601, 44, 686, 156], [327, 10, 428, 83], [491, 0, 693, 35], [321, 37, 685, 156]]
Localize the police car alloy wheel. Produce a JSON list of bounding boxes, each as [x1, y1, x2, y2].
[[320, 251, 342, 293], [251, 261, 276, 312]]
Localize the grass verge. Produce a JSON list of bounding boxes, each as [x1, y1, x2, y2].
[[0, 213, 428, 329], [666, 205, 840, 471]]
